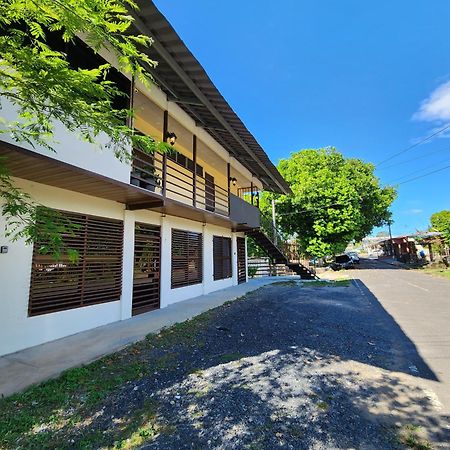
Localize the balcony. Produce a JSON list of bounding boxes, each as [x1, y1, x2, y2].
[[130, 148, 229, 214], [130, 148, 261, 230], [229, 194, 260, 229]]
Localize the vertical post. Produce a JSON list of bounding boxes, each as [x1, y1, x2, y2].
[[250, 181, 254, 206], [121, 210, 135, 320], [227, 162, 231, 215], [272, 198, 277, 246], [127, 77, 135, 181], [193, 135, 197, 207], [162, 110, 168, 197], [388, 220, 393, 258]]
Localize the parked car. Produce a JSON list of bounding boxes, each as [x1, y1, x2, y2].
[[368, 249, 383, 259], [346, 251, 360, 264], [330, 254, 355, 271]]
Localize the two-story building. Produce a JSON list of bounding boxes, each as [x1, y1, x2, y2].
[[0, 2, 291, 357]]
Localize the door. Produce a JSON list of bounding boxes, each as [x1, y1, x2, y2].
[[205, 172, 215, 212], [132, 223, 161, 315], [237, 237, 247, 284]]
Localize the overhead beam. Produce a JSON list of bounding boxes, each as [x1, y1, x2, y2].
[[168, 96, 205, 107], [129, 11, 288, 194], [126, 199, 164, 210]]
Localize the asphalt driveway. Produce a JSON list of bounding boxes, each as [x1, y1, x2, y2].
[[3, 275, 449, 449]]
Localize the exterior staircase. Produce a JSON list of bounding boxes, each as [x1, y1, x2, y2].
[[246, 226, 319, 280]]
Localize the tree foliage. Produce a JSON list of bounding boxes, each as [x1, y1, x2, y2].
[[430, 210, 450, 243], [265, 148, 396, 257], [0, 0, 164, 253]]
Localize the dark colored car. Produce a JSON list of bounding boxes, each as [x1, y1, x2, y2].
[[330, 254, 354, 271]]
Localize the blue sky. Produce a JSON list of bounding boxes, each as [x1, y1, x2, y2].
[[154, 0, 450, 236]]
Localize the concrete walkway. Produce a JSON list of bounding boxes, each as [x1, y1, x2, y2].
[[0, 277, 290, 398]]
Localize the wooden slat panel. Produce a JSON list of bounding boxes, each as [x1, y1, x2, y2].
[[213, 236, 232, 281], [132, 222, 161, 315], [237, 237, 246, 284], [28, 210, 124, 316], [171, 229, 203, 288]]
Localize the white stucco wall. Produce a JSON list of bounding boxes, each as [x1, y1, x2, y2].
[[0, 179, 126, 356], [0, 100, 132, 184], [0, 179, 245, 357]]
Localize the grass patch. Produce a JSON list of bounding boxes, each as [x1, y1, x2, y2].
[[270, 280, 298, 287], [302, 280, 351, 288], [419, 267, 450, 280], [0, 308, 217, 449], [316, 401, 329, 411], [398, 424, 433, 450], [219, 353, 245, 363]]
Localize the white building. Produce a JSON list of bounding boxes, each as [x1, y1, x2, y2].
[[0, 2, 291, 357]]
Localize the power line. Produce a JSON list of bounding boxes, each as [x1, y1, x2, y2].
[[376, 123, 450, 167], [397, 163, 450, 186], [386, 155, 450, 184], [376, 144, 450, 171]]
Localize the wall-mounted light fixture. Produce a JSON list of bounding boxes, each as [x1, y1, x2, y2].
[[165, 131, 177, 146], [229, 176, 237, 186]]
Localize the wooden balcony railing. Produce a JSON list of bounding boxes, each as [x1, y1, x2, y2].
[[130, 148, 229, 216]]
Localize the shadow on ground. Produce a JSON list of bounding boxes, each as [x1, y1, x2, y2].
[[3, 281, 449, 449]]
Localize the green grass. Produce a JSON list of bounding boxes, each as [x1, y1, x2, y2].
[[219, 352, 245, 363], [270, 280, 299, 287], [0, 308, 216, 449], [302, 279, 351, 288], [398, 424, 433, 450], [419, 267, 450, 280]]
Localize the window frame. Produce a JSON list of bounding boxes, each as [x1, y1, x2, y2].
[[213, 236, 232, 281], [171, 229, 203, 289], [28, 210, 124, 317]]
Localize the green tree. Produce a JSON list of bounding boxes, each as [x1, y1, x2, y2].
[[0, 0, 165, 256], [267, 148, 396, 257], [430, 210, 450, 243]]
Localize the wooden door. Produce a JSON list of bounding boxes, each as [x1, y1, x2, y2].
[[205, 172, 215, 212], [237, 237, 247, 284], [132, 223, 161, 315]]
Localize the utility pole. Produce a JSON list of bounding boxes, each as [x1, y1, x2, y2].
[[388, 220, 394, 258], [272, 198, 277, 246]]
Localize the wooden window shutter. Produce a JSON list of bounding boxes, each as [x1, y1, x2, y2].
[[213, 236, 232, 281], [171, 229, 203, 288], [28, 210, 123, 316]]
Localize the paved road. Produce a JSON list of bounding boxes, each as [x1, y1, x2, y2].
[[347, 259, 450, 414]]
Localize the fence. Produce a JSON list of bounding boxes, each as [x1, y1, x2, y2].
[[247, 257, 296, 278]]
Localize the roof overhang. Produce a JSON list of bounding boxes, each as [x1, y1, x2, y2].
[[0, 141, 257, 231], [130, 1, 291, 195]]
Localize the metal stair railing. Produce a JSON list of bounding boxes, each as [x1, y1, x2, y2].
[[258, 211, 317, 276]]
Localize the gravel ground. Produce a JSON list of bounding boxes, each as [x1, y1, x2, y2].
[[65, 279, 450, 449]]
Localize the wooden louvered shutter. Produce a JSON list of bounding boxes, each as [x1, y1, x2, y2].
[[132, 223, 161, 315], [213, 236, 232, 280], [237, 237, 246, 284], [171, 229, 203, 288], [29, 210, 123, 316]]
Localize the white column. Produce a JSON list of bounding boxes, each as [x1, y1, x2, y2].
[[202, 223, 212, 294], [159, 215, 171, 308], [231, 232, 238, 285], [121, 210, 135, 320], [244, 235, 249, 283]]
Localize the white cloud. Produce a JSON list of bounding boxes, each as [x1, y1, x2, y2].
[[404, 208, 423, 215], [414, 80, 450, 122]]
